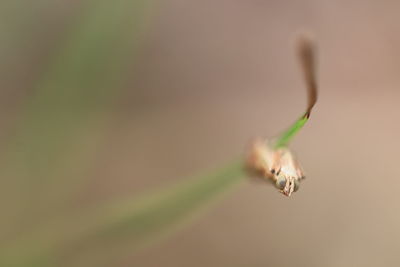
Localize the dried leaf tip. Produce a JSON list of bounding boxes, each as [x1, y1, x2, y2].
[[296, 33, 318, 118]]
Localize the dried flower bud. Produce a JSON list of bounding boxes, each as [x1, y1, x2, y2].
[[247, 138, 305, 197]]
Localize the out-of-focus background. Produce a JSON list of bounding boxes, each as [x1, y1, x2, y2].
[[2, 0, 400, 266]]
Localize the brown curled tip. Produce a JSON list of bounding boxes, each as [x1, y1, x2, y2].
[[297, 33, 318, 117]]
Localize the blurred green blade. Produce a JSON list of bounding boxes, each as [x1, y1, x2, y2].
[[62, 160, 246, 266], [1, 0, 151, 232], [1, 160, 246, 266]]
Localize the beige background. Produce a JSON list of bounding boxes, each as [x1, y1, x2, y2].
[[4, 0, 400, 266], [130, 1, 400, 266]]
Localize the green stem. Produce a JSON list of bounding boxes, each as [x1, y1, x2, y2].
[[274, 114, 308, 148], [62, 159, 247, 266], [2, 159, 247, 266]]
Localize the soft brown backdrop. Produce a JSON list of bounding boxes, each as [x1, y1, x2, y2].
[[4, 0, 400, 266], [130, 1, 400, 266]]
